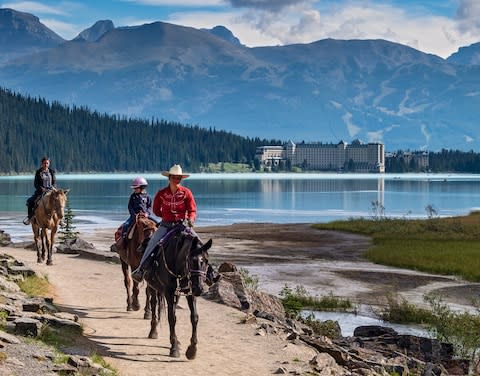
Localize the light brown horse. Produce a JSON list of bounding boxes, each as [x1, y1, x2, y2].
[[117, 215, 157, 317], [31, 189, 69, 265]]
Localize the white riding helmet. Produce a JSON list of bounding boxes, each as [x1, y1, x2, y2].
[[130, 176, 148, 188]]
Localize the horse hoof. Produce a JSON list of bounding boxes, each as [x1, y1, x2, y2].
[[169, 349, 180, 358], [144, 311, 152, 320], [46, 260, 53, 266], [127, 306, 133, 311], [132, 304, 140, 311], [37, 258, 42, 263], [186, 345, 197, 360], [148, 331, 158, 339]]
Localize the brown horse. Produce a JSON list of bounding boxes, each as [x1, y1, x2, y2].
[[145, 226, 212, 359], [117, 215, 157, 317], [31, 189, 69, 265]]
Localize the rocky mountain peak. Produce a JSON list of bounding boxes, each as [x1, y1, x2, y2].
[[0, 8, 64, 43], [73, 20, 115, 42], [202, 25, 243, 46]]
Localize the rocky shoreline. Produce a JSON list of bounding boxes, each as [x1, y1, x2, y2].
[[0, 252, 115, 376]]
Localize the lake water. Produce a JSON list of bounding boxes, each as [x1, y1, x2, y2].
[[1, 172, 480, 242]]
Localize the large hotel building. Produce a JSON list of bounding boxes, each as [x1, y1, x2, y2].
[[255, 140, 385, 173]]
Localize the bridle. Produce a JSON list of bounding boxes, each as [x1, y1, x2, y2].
[[41, 190, 64, 221], [158, 232, 207, 296]]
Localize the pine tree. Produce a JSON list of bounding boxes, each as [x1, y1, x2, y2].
[[59, 203, 79, 243]]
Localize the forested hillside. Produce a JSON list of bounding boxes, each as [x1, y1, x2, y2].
[[0, 87, 278, 173]]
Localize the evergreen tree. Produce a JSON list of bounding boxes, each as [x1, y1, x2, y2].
[[59, 203, 79, 243]]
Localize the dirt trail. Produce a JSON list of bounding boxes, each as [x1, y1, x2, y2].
[[3, 247, 316, 376]]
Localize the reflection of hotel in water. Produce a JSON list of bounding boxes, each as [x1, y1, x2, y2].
[[259, 178, 385, 209], [256, 140, 385, 173]]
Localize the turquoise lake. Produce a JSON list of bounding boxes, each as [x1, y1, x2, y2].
[[1, 172, 480, 241]]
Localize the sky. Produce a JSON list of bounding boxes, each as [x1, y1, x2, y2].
[[1, 0, 480, 58]]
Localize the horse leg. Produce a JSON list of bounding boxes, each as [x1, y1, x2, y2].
[[166, 292, 180, 358], [121, 262, 133, 311], [46, 227, 55, 265], [33, 227, 42, 263], [132, 280, 140, 311], [41, 228, 47, 263], [148, 287, 159, 339], [144, 286, 152, 320], [185, 295, 199, 360]]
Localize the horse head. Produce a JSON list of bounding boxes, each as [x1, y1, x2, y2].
[[48, 188, 69, 220], [133, 215, 157, 245], [184, 235, 212, 297]]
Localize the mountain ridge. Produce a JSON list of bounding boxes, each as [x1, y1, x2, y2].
[[0, 8, 479, 151]]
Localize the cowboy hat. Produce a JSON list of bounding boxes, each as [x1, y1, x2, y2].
[[161, 164, 190, 178]]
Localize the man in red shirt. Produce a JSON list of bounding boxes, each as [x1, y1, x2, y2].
[[132, 164, 219, 285]]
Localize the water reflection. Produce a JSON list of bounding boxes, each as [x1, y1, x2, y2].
[[0, 173, 479, 224], [310, 310, 430, 338]]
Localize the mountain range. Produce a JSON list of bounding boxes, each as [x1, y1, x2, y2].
[[0, 8, 479, 151]]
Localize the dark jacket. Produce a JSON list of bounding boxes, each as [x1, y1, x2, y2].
[[128, 191, 152, 217], [34, 167, 56, 194]]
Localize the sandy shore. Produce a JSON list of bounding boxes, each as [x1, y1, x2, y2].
[[78, 223, 480, 312]]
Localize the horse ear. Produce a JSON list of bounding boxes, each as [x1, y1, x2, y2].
[[63, 189, 70, 195], [201, 239, 213, 251]]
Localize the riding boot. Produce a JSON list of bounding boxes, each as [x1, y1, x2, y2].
[[131, 267, 145, 283], [23, 205, 33, 225], [205, 264, 221, 286], [131, 252, 154, 282]]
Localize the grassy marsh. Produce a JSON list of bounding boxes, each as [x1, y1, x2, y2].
[[313, 211, 480, 282]]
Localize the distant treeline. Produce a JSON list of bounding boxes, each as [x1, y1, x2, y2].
[[386, 150, 480, 173], [428, 150, 480, 173], [2, 87, 480, 174], [0, 87, 280, 173]]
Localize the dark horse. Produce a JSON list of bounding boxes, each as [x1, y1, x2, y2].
[[31, 189, 69, 265], [117, 215, 157, 318], [145, 225, 212, 359]]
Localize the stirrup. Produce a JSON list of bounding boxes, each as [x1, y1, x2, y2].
[[23, 217, 31, 225], [131, 269, 144, 283]]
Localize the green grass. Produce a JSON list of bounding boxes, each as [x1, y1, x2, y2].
[[91, 353, 119, 375], [381, 293, 480, 360], [379, 293, 435, 324], [239, 267, 259, 290], [203, 162, 253, 173], [280, 285, 353, 317], [37, 325, 83, 348], [313, 211, 480, 282], [17, 275, 51, 297]]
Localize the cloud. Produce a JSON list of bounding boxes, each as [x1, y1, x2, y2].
[[0, 1, 67, 15], [342, 112, 361, 137], [41, 18, 79, 38], [420, 123, 431, 144], [123, 0, 225, 6], [228, 0, 312, 12], [455, 0, 480, 35]]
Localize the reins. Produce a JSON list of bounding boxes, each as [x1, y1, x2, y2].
[[40, 191, 57, 221], [157, 233, 206, 296]]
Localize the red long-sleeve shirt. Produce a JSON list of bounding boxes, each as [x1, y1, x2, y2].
[[152, 185, 197, 223]]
